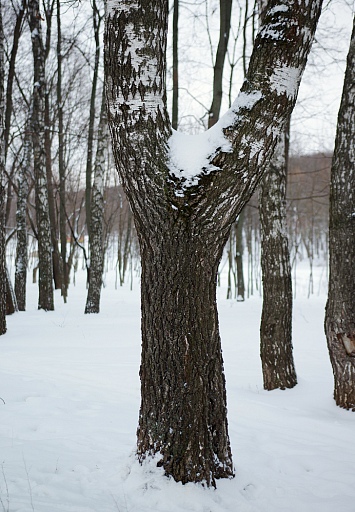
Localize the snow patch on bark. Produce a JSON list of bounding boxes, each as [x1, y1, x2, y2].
[[270, 65, 300, 99], [168, 90, 262, 189]]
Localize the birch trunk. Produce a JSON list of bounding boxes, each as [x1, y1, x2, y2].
[[28, 0, 54, 311], [105, 0, 322, 485], [325, 17, 355, 410], [85, 88, 107, 314], [15, 117, 31, 311]]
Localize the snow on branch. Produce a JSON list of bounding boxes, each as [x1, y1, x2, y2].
[[168, 90, 263, 190]]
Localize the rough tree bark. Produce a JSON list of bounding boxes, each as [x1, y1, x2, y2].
[[325, 17, 355, 410], [258, 0, 296, 391], [15, 115, 31, 311], [171, 0, 178, 129], [0, 0, 6, 335], [85, 88, 107, 314], [28, 0, 54, 311], [259, 126, 297, 390], [105, 0, 322, 486]]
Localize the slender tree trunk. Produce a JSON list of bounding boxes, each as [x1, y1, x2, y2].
[[259, 127, 297, 390], [14, 116, 31, 311], [172, 0, 178, 130], [105, 0, 322, 486], [57, 0, 68, 301], [208, 0, 232, 128], [28, 0, 54, 311], [325, 17, 355, 410], [6, 266, 18, 315], [86, 0, 101, 239], [0, 0, 6, 334], [4, 0, 26, 161], [85, 88, 107, 314], [44, 90, 62, 290], [235, 210, 245, 301]]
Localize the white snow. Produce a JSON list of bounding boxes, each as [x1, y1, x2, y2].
[[270, 65, 301, 100], [168, 90, 262, 188], [1, 264, 355, 512]]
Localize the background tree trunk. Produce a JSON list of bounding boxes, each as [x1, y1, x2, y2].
[[86, 0, 101, 240], [208, 0, 232, 128], [172, 0, 178, 130], [15, 115, 31, 311], [85, 88, 106, 314], [259, 127, 297, 390], [0, 0, 6, 335], [325, 17, 355, 410], [28, 0, 54, 311], [57, 0, 68, 301]]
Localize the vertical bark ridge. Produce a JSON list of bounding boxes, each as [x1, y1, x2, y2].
[[325, 18, 355, 409], [259, 133, 297, 390]]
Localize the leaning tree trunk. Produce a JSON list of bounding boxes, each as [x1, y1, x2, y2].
[[259, 128, 297, 390], [105, 0, 322, 486], [325, 17, 355, 410], [0, 0, 6, 335], [85, 88, 107, 314], [28, 0, 54, 311]]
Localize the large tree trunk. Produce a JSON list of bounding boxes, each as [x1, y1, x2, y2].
[[28, 0, 54, 311], [105, 0, 322, 486], [137, 217, 233, 485], [0, 0, 6, 335], [325, 17, 355, 410], [259, 128, 297, 390]]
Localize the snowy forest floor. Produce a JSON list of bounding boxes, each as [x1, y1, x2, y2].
[[1, 263, 355, 512]]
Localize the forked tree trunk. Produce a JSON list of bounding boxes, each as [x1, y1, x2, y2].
[[325, 17, 355, 410], [259, 130, 297, 390], [0, 0, 6, 335], [105, 0, 322, 486], [28, 0, 54, 311]]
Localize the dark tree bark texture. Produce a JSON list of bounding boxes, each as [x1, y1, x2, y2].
[[325, 18, 355, 410], [259, 131, 297, 390], [105, 0, 322, 486]]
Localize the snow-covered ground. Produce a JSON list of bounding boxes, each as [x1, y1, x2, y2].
[[1, 264, 354, 512]]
